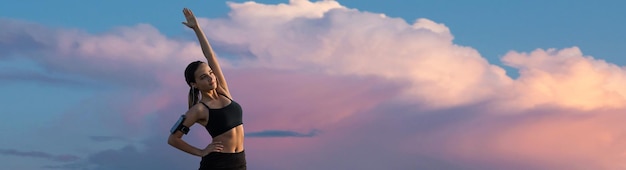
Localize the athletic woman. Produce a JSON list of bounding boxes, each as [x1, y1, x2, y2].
[[168, 8, 246, 170]]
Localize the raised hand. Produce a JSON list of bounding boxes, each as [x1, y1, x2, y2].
[[182, 8, 199, 29]]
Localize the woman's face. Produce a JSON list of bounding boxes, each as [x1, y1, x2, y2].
[[193, 63, 217, 91]]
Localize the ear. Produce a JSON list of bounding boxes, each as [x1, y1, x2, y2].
[[190, 82, 197, 89]]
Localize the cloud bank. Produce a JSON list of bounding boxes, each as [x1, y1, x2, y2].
[[1, 0, 625, 169]]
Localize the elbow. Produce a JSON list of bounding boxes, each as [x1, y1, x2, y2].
[[167, 135, 177, 146]]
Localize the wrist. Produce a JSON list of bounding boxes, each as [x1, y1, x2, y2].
[[196, 148, 205, 157]]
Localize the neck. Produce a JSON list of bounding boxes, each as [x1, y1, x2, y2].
[[200, 89, 219, 101]]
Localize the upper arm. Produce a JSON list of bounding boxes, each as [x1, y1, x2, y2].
[[206, 54, 231, 98], [169, 105, 203, 138]]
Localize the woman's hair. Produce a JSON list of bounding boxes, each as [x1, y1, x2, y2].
[[185, 61, 204, 109]]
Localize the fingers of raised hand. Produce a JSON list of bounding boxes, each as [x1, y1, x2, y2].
[[183, 8, 194, 16]]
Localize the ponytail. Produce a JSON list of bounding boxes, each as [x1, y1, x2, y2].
[[188, 87, 200, 109]]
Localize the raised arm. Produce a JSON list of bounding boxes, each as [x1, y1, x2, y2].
[[183, 8, 232, 98]]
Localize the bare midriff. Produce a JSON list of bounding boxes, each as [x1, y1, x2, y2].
[[212, 125, 245, 153]]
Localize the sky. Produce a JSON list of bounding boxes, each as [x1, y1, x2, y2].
[[1, 0, 626, 169]]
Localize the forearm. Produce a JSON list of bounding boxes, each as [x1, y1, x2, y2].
[[168, 137, 203, 157], [192, 27, 220, 66]]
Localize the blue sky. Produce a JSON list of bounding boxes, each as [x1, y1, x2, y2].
[[2, 0, 626, 169]]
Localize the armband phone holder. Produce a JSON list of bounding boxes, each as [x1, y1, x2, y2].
[[170, 115, 190, 135]]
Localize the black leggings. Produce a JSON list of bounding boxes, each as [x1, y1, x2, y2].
[[199, 151, 246, 170]]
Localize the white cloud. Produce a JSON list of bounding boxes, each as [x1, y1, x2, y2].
[[202, 0, 626, 111], [412, 18, 451, 35], [227, 0, 345, 20], [202, 0, 514, 110], [500, 47, 626, 110]]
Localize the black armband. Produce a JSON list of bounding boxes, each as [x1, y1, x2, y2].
[[170, 115, 190, 135]]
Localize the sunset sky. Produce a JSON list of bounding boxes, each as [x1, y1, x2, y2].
[[1, 0, 626, 169]]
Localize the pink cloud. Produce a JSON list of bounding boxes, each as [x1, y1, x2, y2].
[[407, 109, 626, 169], [226, 68, 402, 131], [3, 0, 626, 169], [0, 18, 203, 88]]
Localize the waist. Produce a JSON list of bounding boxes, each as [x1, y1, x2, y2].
[[211, 125, 245, 153]]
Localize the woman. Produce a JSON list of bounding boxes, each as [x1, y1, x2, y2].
[[168, 8, 246, 170]]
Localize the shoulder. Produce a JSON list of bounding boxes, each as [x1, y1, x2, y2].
[[186, 103, 208, 118]]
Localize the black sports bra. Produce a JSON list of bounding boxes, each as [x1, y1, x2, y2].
[[200, 95, 243, 138]]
